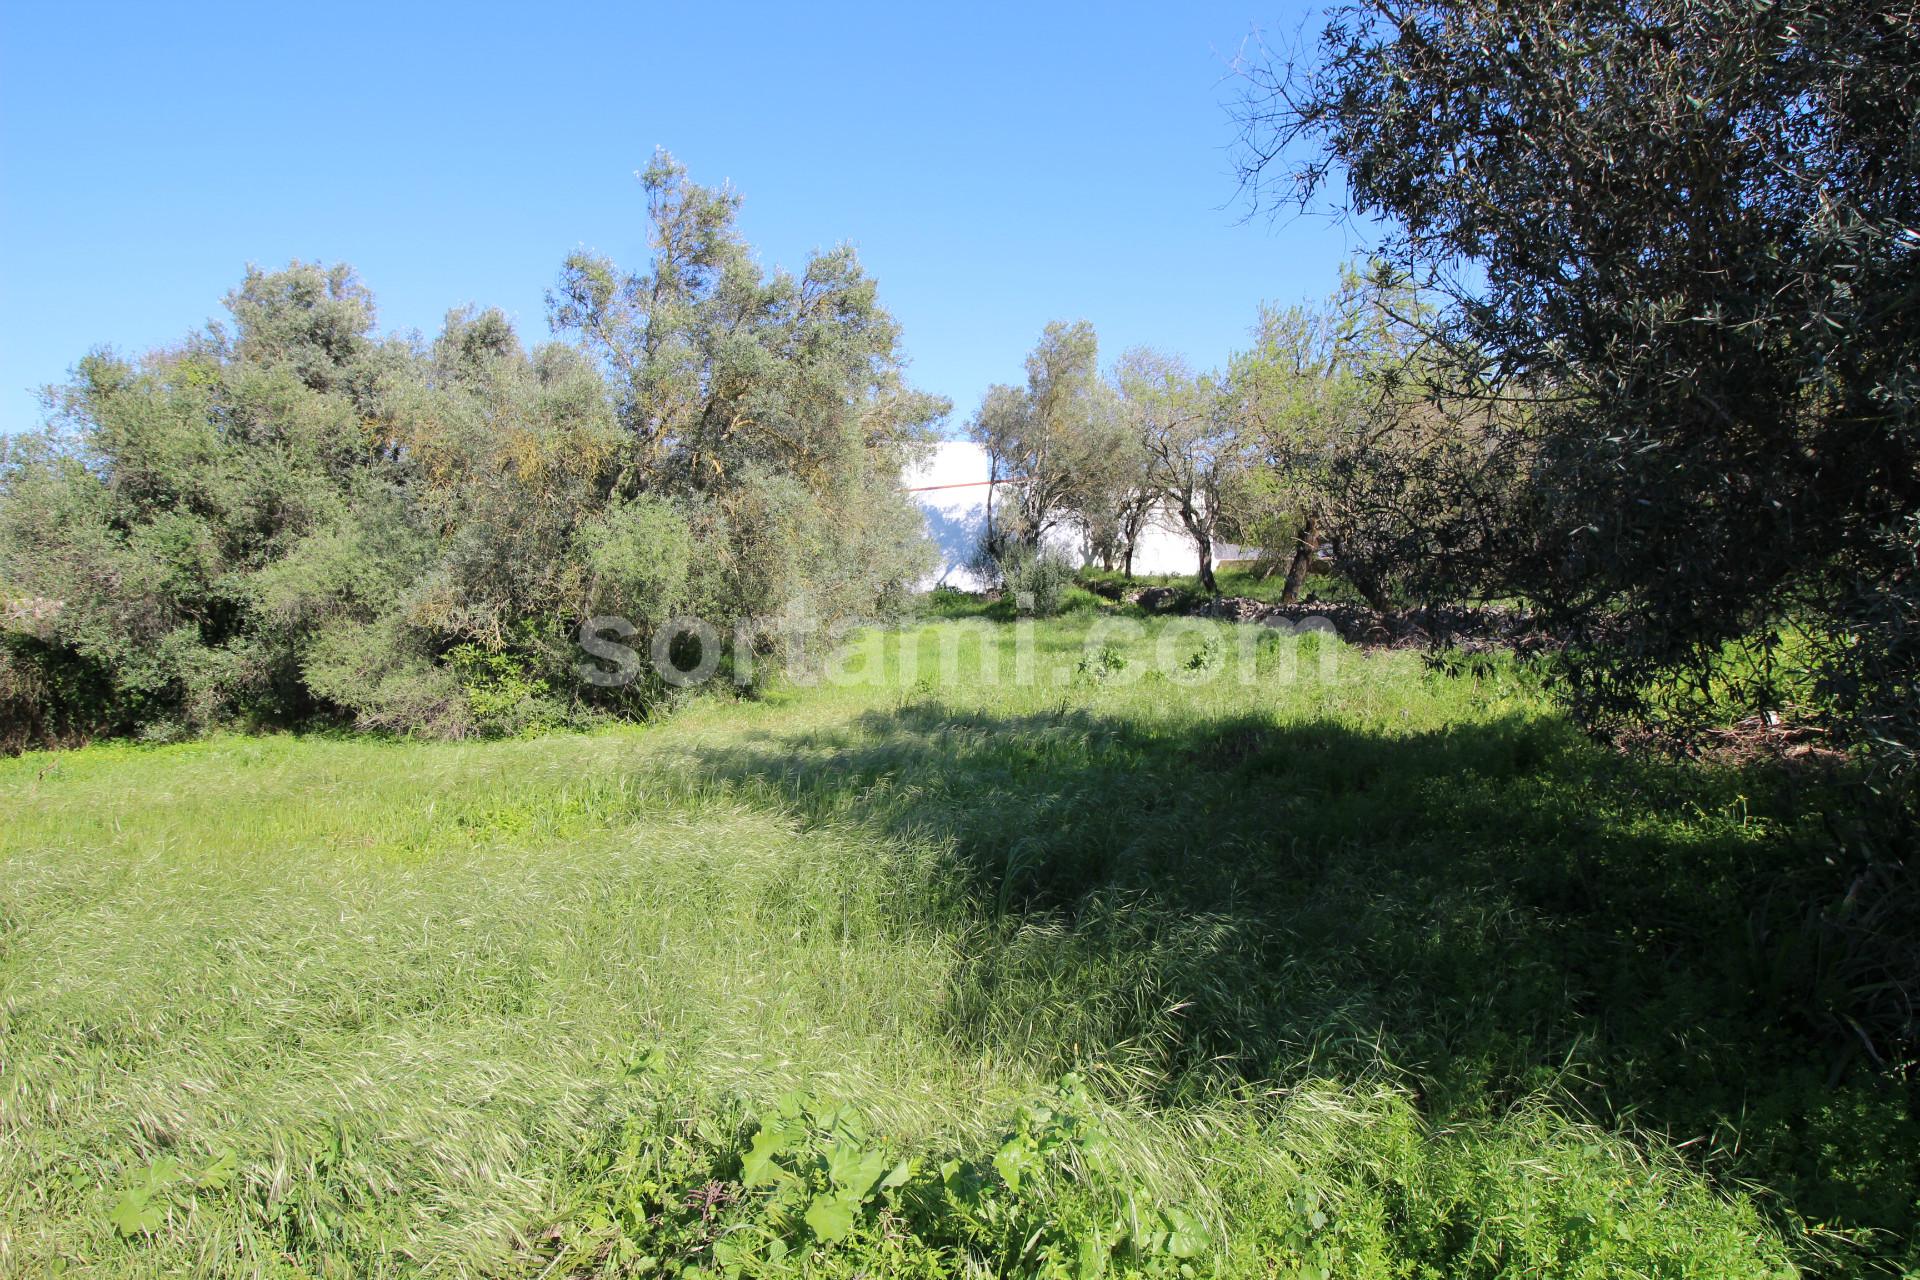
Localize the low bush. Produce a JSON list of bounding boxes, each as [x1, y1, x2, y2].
[[985, 543, 1079, 617]]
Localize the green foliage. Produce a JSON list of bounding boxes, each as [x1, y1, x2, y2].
[[937, 1073, 1214, 1278], [546, 1076, 1216, 1278], [968, 321, 1129, 555], [446, 637, 564, 738], [1077, 642, 1129, 681], [0, 156, 940, 748], [993, 543, 1079, 618], [1182, 636, 1222, 673], [1115, 349, 1235, 593], [1221, 263, 1433, 608], [107, 1151, 236, 1238], [1235, 0, 1920, 768], [577, 495, 697, 626]]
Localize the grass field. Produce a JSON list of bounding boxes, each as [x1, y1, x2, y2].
[[2, 606, 1913, 1277]]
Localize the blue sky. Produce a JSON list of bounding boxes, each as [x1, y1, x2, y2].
[[0, 0, 1368, 437]]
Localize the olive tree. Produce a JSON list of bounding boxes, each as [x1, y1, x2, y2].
[[549, 150, 945, 653], [1117, 350, 1238, 595], [968, 321, 1129, 559]]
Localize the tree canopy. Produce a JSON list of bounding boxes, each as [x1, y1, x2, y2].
[[0, 155, 940, 746], [1234, 0, 1920, 763]]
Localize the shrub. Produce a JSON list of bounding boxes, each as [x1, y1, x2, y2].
[[992, 544, 1078, 618]]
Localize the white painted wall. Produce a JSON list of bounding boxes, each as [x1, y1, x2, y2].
[[904, 441, 1254, 589], [903, 441, 999, 590]]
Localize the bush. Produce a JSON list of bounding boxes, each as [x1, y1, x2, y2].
[[991, 544, 1078, 618], [0, 634, 113, 753]]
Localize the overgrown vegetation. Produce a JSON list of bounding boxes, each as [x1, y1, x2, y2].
[[4, 4, 1918, 1274], [11, 610, 1907, 1277], [975, 542, 1080, 618], [1232, 0, 1920, 766], [0, 153, 937, 749]]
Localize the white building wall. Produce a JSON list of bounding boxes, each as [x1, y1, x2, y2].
[[902, 441, 999, 591], [904, 441, 1254, 589]]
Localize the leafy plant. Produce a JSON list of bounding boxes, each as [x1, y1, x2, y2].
[[445, 638, 563, 738], [994, 544, 1079, 619], [107, 1150, 235, 1238], [1077, 643, 1129, 681], [1182, 637, 1222, 674], [731, 1092, 910, 1250]]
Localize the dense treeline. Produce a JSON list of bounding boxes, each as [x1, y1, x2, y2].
[[0, 154, 940, 748], [959, 0, 1920, 778]]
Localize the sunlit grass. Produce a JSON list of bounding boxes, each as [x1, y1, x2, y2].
[[0, 613, 1898, 1276]]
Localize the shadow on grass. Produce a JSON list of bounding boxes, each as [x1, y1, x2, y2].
[[689, 697, 1919, 1251]]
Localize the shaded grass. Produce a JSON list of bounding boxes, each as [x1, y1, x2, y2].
[[0, 614, 1908, 1276]]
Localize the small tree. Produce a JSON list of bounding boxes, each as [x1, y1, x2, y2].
[[1224, 300, 1349, 603], [969, 321, 1126, 557], [1226, 263, 1435, 607], [1067, 386, 1150, 573], [1118, 350, 1237, 595]]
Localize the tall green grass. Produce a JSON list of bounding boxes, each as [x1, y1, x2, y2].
[[1, 613, 1907, 1276]]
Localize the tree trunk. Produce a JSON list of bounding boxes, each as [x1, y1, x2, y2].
[[1177, 498, 1220, 596], [984, 453, 997, 558], [1332, 538, 1393, 612], [1281, 514, 1319, 605], [1354, 575, 1393, 613], [1120, 504, 1147, 580]]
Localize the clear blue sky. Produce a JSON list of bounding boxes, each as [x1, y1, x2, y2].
[[0, 0, 1368, 437]]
